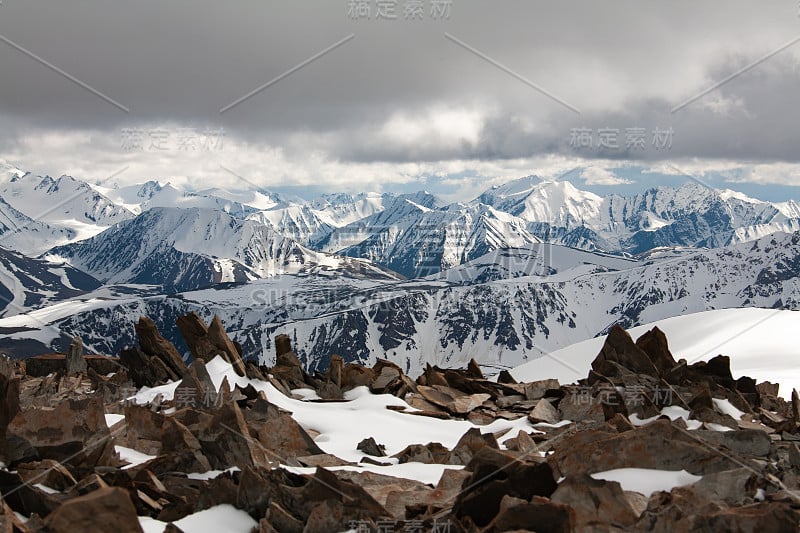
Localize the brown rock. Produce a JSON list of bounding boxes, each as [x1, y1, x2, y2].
[[341, 363, 375, 390], [635, 326, 677, 376], [688, 467, 761, 505], [135, 317, 186, 378], [528, 399, 560, 425], [504, 430, 539, 454], [523, 379, 560, 401], [326, 355, 343, 387], [692, 429, 772, 457], [207, 315, 246, 375], [453, 447, 558, 526], [6, 395, 116, 469], [274, 334, 292, 357], [244, 398, 323, 462], [447, 427, 499, 465], [17, 459, 77, 491], [393, 442, 451, 464], [357, 437, 386, 457], [593, 325, 661, 377], [295, 467, 387, 525], [45, 487, 143, 533], [551, 474, 640, 528], [120, 347, 175, 388], [176, 313, 245, 376], [551, 419, 741, 477], [790, 443, 800, 467]]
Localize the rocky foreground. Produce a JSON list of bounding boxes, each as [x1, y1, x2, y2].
[[1, 313, 800, 532]]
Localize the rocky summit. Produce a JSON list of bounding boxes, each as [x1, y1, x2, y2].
[[0, 316, 799, 532]]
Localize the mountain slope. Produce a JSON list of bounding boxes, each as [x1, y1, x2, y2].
[[0, 247, 100, 317], [47, 207, 400, 292], [8, 232, 799, 372]]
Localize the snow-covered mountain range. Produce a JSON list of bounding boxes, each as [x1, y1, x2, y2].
[[0, 159, 799, 374]]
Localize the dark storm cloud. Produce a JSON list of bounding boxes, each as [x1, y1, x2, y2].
[[1, 0, 799, 181]]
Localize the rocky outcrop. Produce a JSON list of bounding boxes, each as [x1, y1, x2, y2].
[[176, 312, 246, 376], [2, 318, 799, 532]]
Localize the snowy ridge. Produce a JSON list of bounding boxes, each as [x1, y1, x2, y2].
[[7, 232, 800, 374], [48, 206, 400, 292]]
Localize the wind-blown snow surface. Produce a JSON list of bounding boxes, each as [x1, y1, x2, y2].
[[511, 308, 800, 397]]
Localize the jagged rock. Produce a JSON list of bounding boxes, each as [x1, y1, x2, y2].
[[135, 317, 186, 378], [393, 442, 451, 464], [6, 395, 117, 469], [558, 387, 605, 423], [452, 447, 558, 527], [528, 398, 560, 424], [207, 315, 246, 373], [120, 347, 175, 388], [175, 401, 269, 470], [523, 378, 560, 401], [467, 358, 484, 379], [593, 325, 661, 377], [638, 489, 800, 532], [504, 430, 539, 453], [370, 361, 402, 394], [275, 334, 292, 357], [0, 367, 20, 460], [551, 420, 742, 477], [483, 494, 574, 533], [692, 429, 772, 457], [326, 355, 343, 387], [176, 313, 246, 376], [688, 467, 761, 505], [244, 398, 323, 462], [44, 487, 143, 533], [270, 335, 308, 389], [551, 474, 640, 529], [0, 468, 66, 518], [357, 437, 386, 457], [17, 459, 77, 491], [635, 326, 677, 376], [497, 370, 517, 384], [66, 336, 87, 375], [447, 427, 499, 466], [124, 404, 167, 455], [417, 385, 490, 416], [790, 443, 800, 467], [293, 467, 387, 526], [341, 363, 375, 390]]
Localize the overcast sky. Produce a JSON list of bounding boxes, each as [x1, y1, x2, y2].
[[1, 0, 799, 201]]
